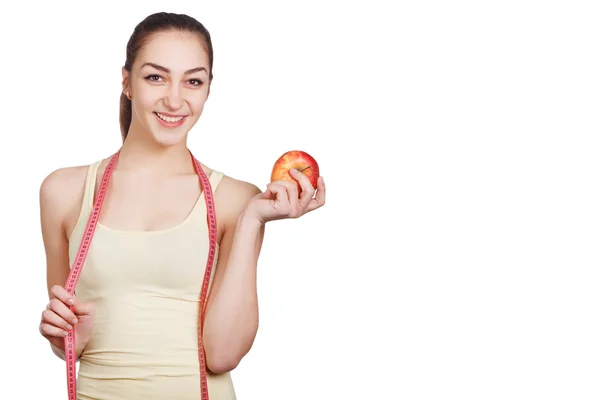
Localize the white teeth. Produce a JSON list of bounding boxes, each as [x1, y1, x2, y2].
[[156, 113, 184, 123]]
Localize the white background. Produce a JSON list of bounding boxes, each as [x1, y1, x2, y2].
[[1, 0, 599, 399]]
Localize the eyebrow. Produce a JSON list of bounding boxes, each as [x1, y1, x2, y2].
[[140, 62, 207, 75]]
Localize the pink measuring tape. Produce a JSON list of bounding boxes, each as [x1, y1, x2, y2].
[[62, 149, 217, 400]]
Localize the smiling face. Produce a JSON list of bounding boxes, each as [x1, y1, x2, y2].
[[123, 30, 211, 147]]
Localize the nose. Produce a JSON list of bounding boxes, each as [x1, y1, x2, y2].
[[163, 85, 183, 110]]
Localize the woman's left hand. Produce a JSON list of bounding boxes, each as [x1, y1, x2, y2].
[[246, 169, 326, 225]]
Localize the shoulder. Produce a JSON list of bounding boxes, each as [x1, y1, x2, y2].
[[213, 172, 262, 221], [216, 173, 262, 200], [40, 165, 89, 204], [39, 164, 93, 233]]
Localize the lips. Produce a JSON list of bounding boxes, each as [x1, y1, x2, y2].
[[155, 112, 186, 122], [154, 112, 187, 128]]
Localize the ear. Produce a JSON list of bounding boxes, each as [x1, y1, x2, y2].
[[121, 67, 129, 92]]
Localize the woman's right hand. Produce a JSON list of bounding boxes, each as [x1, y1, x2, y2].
[[39, 285, 95, 357]]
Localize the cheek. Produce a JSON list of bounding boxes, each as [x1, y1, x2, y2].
[[190, 95, 208, 115], [134, 88, 158, 112]]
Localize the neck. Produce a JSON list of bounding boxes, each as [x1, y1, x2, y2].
[[116, 129, 194, 175]]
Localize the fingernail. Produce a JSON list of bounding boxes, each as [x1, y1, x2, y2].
[[68, 299, 74, 305], [66, 324, 73, 330], [63, 331, 68, 337], [72, 318, 78, 325]]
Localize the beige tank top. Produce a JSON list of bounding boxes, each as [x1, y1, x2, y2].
[[67, 160, 236, 400]]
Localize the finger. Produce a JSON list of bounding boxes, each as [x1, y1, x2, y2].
[[289, 169, 315, 206], [266, 183, 292, 214], [73, 301, 95, 317], [306, 176, 326, 213], [48, 298, 79, 326], [263, 182, 280, 198], [271, 178, 299, 202], [39, 321, 69, 338], [41, 309, 73, 332], [263, 184, 279, 200], [266, 182, 291, 204], [50, 285, 75, 307]]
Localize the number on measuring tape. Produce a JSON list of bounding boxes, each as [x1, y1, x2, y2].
[[63, 150, 216, 400]]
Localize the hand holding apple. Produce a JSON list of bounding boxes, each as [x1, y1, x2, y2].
[[270, 150, 320, 196], [244, 150, 326, 225]]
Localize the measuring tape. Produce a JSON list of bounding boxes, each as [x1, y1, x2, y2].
[[63, 149, 217, 400]]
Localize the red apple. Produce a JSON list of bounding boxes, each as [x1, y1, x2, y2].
[[270, 150, 320, 196]]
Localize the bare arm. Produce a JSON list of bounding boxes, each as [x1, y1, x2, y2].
[[201, 170, 326, 374], [202, 180, 265, 374], [39, 167, 93, 360], [40, 169, 74, 359]]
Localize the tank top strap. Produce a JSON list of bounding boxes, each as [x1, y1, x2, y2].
[[208, 169, 224, 193], [187, 169, 223, 225], [81, 160, 101, 210], [70, 160, 102, 241]]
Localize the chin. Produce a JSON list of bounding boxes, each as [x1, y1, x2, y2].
[[147, 114, 194, 147], [151, 130, 188, 147]]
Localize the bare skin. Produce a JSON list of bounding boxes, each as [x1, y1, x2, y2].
[[38, 30, 326, 375], [39, 156, 268, 369]]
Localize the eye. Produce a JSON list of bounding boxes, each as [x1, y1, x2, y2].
[[189, 79, 203, 86], [144, 74, 163, 82]]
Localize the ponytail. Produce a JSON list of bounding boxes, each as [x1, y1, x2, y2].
[[119, 91, 132, 141]]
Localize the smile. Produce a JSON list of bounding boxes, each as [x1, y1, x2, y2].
[[154, 112, 187, 128], [155, 112, 185, 122]]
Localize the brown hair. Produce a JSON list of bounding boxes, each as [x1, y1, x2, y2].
[[119, 12, 214, 140]]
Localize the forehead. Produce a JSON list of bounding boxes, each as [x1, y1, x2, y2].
[[135, 30, 210, 72]]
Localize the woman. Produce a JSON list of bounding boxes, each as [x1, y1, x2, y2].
[[38, 12, 325, 399]]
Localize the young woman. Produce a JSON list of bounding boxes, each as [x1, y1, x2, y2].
[[38, 12, 325, 399]]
